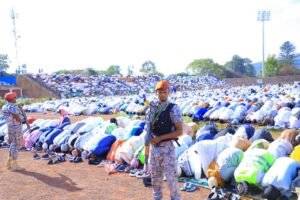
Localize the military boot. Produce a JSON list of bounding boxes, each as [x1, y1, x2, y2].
[[6, 157, 12, 170], [10, 160, 25, 171]]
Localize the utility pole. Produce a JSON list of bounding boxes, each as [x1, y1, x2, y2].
[[257, 10, 271, 78], [11, 7, 20, 74]]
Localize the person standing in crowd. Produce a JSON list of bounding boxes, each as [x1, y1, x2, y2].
[[2, 92, 28, 171], [144, 80, 183, 200], [58, 108, 70, 125]]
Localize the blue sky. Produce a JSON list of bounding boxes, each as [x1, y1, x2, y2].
[[0, 0, 299, 75]]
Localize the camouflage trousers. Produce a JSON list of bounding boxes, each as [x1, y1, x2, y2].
[[8, 126, 23, 160], [150, 141, 180, 200]]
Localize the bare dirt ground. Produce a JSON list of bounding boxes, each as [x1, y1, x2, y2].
[[0, 113, 210, 200]]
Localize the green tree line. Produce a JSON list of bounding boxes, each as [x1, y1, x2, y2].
[[1, 41, 299, 78]]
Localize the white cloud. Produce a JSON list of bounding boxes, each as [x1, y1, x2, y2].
[[0, 0, 299, 75]]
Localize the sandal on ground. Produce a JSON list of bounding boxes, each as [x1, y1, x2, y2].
[[88, 159, 101, 165], [206, 187, 226, 200], [124, 166, 131, 173], [73, 157, 83, 163], [33, 153, 41, 160], [97, 160, 112, 167], [180, 183, 189, 191], [48, 155, 66, 165], [224, 192, 240, 200], [185, 183, 197, 192], [114, 164, 127, 172], [180, 183, 197, 192]]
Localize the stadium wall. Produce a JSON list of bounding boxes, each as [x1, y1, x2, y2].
[[16, 76, 59, 99], [0, 87, 22, 99], [224, 75, 300, 86]]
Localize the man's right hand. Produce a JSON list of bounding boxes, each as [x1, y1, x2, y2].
[[17, 103, 24, 108], [144, 145, 150, 164]]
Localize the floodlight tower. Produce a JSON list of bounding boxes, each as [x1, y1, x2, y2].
[[11, 7, 20, 74], [257, 10, 271, 78]]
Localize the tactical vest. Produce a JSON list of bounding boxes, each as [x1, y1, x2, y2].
[[152, 103, 175, 137]]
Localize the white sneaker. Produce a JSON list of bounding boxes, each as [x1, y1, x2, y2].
[[137, 171, 150, 179], [129, 169, 139, 177]]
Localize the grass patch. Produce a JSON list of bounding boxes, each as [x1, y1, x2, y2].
[[100, 112, 128, 119], [183, 117, 193, 123], [16, 98, 50, 105], [0, 98, 50, 110]]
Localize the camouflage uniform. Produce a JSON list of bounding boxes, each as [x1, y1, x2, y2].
[[145, 101, 182, 200], [2, 102, 24, 160]]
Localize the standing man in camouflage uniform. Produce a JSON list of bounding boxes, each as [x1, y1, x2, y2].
[[144, 80, 183, 200], [2, 92, 26, 171]]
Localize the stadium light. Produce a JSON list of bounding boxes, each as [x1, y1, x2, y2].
[[257, 10, 271, 78]]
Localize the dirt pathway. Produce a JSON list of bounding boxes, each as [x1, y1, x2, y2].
[[0, 113, 210, 200]]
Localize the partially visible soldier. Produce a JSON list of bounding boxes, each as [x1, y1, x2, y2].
[[144, 80, 183, 200], [2, 92, 26, 171]]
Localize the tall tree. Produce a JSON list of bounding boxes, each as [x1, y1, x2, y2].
[[0, 54, 9, 74], [86, 67, 98, 75], [225, 55, 244, 75], [106, 65, 121, 75], [171, 72, 189, 77], [279, 41, 296, 65], [186, 58, 214, 75], [149, 71, 164, 77], [243, 58, 256, 77], [140, 60, 156, 74], [225, 55, 255, 77], [186, 58, 224, 77], [265, 54, 281, 77]]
